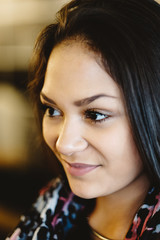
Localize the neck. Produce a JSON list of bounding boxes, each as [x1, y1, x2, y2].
[[89, 173, 150, 240]]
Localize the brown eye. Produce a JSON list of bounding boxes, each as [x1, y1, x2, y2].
[[41, 103, 61, 117], [85, 110, 109, 123], [46, 107, 61, 117]]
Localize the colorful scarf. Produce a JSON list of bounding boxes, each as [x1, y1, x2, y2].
[[7, 178, 160, 240]]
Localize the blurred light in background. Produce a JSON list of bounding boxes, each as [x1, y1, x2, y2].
[[0, 83, 32, 167], [0, 0, 68, 71]]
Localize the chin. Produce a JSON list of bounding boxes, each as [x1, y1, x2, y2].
[[72, 190, 96, 199], [68, 180, 97, 199]]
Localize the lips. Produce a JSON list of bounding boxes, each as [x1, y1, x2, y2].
[[63, 161, 100, 177]]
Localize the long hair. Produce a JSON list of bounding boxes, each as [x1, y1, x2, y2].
[[28, 0, 160, 185]]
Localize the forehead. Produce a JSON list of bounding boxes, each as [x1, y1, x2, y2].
[[43, 42, 121, 100]]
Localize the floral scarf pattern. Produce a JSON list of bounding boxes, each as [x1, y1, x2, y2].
[[7, 178, 160, 240]]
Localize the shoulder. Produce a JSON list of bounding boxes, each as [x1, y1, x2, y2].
[[33, 177, 65, 214], [33, 177, 86, 219], [149, 187, 160, 235], [143, 187, 160, 239], [7, 177, 88, 240], [129, 186, 160, 239]]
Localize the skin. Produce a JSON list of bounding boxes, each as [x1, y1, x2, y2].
[[40, 42, 150, 239]]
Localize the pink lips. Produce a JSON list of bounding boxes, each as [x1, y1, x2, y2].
[[64, 161, 100, 177]]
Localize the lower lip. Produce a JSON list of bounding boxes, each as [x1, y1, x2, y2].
[[65, 163, 99, 177]]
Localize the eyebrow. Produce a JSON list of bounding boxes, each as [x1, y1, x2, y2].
[[40, 92, 117, 107], [40, 92, 56, 105], [74, 94, 117, 106]]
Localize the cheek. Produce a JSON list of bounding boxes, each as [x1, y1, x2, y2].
[[92, 121, 142, 168], [90, 123, 126, 155]]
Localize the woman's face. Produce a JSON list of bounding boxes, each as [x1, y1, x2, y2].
[[40, 42, 145, 199]]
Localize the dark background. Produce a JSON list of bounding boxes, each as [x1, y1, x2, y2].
[[0, 71, 57, 239]]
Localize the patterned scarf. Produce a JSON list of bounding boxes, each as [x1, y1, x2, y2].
[[7, 178, 160, 240]]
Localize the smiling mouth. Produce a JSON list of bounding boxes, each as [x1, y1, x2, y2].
[[63, 161, 101, 177]]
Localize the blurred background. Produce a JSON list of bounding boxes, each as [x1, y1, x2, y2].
[[0, 0, 68, 239]]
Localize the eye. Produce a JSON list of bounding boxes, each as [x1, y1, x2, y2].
[[41, 104, 61, 117], [84, 109, 110, 123], [46, 107, 61, 117]]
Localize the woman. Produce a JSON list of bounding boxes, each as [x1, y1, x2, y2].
[[7, 0, 160, 239]]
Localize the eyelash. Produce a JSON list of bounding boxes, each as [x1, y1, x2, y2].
[[84, 109, 110, 123], [40, 103, 110, 124], [40, 103, 61, 117]]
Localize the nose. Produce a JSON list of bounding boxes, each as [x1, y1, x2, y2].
[[55, 119, 88, 156]]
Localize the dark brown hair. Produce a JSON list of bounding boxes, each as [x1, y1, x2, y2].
[[28, 0, 160, 185]]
